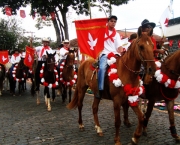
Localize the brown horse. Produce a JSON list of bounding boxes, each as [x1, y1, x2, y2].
[[59, 49, 77, 103], [140, 50, 180, 141], [67, 32, 156, 145]]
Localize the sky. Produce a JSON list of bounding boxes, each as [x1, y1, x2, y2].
[[0, 0, 179, 41]]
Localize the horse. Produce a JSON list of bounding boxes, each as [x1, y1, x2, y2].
[[138, 50, 180, 141], [0, 64, 6, 96], [35, 51, 57, 111], [8, 58, 28, 96], [67, 32, 156, 145], [58, 49, 77, 103]]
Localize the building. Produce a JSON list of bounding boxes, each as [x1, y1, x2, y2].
[[165, 17, 180, 52]]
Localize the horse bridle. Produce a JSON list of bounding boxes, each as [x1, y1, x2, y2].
[[121, 38, 155, 74]]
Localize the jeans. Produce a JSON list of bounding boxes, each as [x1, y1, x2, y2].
[[98, 54, 107, 90]]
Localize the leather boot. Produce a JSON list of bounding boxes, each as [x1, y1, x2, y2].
[[95, 90, 103, 99]]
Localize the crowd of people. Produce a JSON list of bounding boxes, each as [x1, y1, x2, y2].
[[0, 15, 169, 97]]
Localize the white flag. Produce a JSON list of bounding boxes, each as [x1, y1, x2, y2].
[[159, 6, 172, 37]]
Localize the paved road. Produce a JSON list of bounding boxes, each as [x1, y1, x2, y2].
[[0, 82, 180, 145]]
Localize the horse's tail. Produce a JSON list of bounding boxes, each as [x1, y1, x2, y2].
[[66, 82, 79, 109]]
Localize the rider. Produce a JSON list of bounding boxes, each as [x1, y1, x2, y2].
[[59, 39, 70, 64], [96, 15, 123, 99], [140, 19, 165, 58], [34, 37, 53, 91], [9, 48, 21, 76]]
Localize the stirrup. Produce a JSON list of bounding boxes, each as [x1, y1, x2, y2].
[[92, 62, 99, 68]]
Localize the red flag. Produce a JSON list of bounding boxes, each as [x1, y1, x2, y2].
[[169, 40, 173, 47], [20, 10, 26, 18], [5, 7, 12, 16], [42, 15, 46, 20], [75, 18, 107, 59], [178, 40, 180, 48], [0, 51, 9, 65], [51, 12, 55, 20], [24, 46, 35, 68]]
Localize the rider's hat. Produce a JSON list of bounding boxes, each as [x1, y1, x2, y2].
[[141, 19, 156, 28], [108, 15, 117, 21], [42, 37, 50, 42], [63, 39, 69, 44]]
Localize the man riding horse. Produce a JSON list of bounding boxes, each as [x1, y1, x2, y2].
[[33, 37, 53, 92], [97, 15, 124, 99]]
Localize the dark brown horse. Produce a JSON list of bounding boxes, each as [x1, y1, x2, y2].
[[37, 51, 57, 111], [140, 50, 180, 141], [59, 49, 77, 103], [9, 58, 28, 96], [67, 32, 156, 145]]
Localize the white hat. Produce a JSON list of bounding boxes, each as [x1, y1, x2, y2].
[[163, 42, 169, 45], [63, 39, 69, 44], [21, 52, 26, 58], [42, 37, 50, 42]]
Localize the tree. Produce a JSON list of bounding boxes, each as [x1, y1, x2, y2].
[[0, 0, 131, 44]]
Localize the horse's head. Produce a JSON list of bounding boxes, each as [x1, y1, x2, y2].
[[46, 51, 56, 72], [135, 32, 156, 84], [65, 48, 75, 68]]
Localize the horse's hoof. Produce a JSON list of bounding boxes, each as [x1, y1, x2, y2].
[[115, 142, 122, 145], [174, 135, 180, 142], [130, 138, 138, 145], [142, 131, 147, 136], [47, 107, 51, 111], [79, 124, 84, 131], [124, 121, 132, 128], [98, 132, 103, 136]]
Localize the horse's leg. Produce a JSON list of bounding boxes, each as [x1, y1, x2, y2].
[[122, 101, 132, 127], [68, 86, 72, 103], [142, 99, 155, 136], [166, 100, 180, 141], [0, 81, 2, 96], [52, 88, 56, 102], [92, 98, 103, 136], [46, 87, 51, 111], [130, 106, 144, 145], [62, 85, 67, 103], [78, 86, 88, 130]]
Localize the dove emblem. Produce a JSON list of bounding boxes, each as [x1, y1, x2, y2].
[[28, 54, 32, 62], [2, 56, 7, 62], [87, 33, 98, 50]]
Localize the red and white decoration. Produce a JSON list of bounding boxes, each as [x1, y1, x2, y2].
[[178, 40, 180, 48], [107, 52, 145, 106], [59, 61, 77, 86], [155, 61, 180, 89], [40, 63, 58, 88], [12, 64, 26, 82], [169, 40, 173, 47]]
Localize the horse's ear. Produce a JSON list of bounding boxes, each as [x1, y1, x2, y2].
[[46, 51, 49, 56], [53, 51, 56, 56]]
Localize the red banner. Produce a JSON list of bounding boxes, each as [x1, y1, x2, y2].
[[0, 51, 9, 65], [20, 10, 26, 18], [169, 40, 173, 47], [51, 12, 55, 20], [75, 18, 107, 59], [5, 7, 12, 16], [24, 46, 35, 68], [178, 40, 180, 48]]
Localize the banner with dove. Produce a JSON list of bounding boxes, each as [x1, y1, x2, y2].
[[24, 46, 35, 68], [75, 18, 107, 59], [0, 50, 9, 65]]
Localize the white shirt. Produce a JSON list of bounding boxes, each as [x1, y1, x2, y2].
[[10, 53, 21, 64], [59, 47, 69, 60], [35, 45, 53, 61], [100, 30, 123, 57]]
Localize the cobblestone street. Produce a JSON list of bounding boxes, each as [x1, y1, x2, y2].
[[0, 82, 180, 145]]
